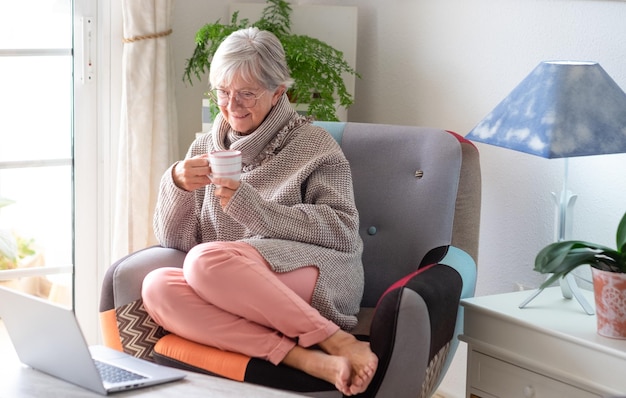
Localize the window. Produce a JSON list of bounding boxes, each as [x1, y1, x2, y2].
[[0, 0, 106, 343], [0, 1, 74, 305]]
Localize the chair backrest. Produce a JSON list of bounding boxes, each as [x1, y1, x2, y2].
[[314, 122, 481, 307]]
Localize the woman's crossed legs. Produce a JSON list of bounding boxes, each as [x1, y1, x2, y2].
[[142, 241, 377, 395]]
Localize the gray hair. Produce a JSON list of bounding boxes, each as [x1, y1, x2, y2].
[[209, 27, 294, 91]]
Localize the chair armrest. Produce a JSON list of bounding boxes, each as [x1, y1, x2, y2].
[[99, 246, 186, 360], [365, 262, 463, 398], [435, 246, 477, 388], [440, 246, 477, 300], [101, 246, 186, 310]]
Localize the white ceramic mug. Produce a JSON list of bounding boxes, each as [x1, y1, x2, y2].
[[208, 150, 242, 181]]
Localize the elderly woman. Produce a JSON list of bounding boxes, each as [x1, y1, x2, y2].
[[141, 27, 377, 395]]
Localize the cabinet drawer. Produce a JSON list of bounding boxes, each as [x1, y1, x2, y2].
[[469, 351, 601, 398]]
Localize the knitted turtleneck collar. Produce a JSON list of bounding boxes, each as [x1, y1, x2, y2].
[[211, 94, 310, 168]]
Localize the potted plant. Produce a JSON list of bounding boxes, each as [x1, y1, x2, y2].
[[0, 197, 38, 271], [534, 211, 626, 338], [0, 197, 50, 298], [183, 0, 359, 122]]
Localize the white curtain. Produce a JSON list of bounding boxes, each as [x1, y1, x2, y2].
[[113, 0, 179, 260]]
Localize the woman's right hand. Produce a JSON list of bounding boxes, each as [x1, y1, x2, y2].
[[172, 154, 212, 191]]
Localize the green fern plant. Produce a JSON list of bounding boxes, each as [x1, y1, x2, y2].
[[183, 0, 359, 121], [534, 211, 626, 288]]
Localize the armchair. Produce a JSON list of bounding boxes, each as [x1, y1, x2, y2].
[[100, 122, 481, 397]]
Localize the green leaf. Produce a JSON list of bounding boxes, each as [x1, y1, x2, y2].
[[617, 212, 626, 254], [540, 273, 563, 289], [183, 15, 251, 86], [0, 229, 18, 262], [0, 197, 15, 209], [535, 216, 626, 288]]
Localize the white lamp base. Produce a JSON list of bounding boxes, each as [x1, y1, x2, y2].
[[519, 158, 594, 314], [519, 273, 595, 314]]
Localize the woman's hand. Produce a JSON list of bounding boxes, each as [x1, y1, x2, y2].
[[172, 154, 211, 191], [213, 178, 241, 209]]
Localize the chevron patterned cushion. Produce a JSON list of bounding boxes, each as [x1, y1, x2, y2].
[[115, 298, 169, 362]]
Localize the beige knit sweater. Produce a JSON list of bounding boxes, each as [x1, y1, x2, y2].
[[153, 95, 364, 330]]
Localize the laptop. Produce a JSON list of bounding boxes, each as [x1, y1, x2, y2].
[[0, 285, 186, 395]]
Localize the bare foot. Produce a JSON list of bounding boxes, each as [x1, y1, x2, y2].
[[282, 330, 378, 395], [318, 330, 378, 395], [282, 347, 354, 395]]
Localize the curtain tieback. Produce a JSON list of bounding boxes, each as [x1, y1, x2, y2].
[[123, 28, 173, 43]]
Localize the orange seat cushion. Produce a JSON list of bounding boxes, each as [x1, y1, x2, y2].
[[154, 334, 250, 381]]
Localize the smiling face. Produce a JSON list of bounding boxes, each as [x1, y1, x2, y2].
[[217, 74, 285, 135]]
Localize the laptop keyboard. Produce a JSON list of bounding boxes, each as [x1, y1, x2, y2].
[[94, 360, 148, 384]]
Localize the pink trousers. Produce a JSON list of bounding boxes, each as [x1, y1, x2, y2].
[[142, 241, 339, 365]]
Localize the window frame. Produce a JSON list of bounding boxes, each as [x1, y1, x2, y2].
[[73, 0, 120, 344]]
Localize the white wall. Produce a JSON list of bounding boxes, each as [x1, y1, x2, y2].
[[170, 1, 626, 396]]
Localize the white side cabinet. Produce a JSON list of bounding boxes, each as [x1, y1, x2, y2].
[[460, 288, 626, 398]]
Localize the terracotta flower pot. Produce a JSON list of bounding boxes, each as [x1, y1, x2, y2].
[[591, 268, 626, 339]]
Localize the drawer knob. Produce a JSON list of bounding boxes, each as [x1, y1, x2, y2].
[[523, 385, 535, 398]]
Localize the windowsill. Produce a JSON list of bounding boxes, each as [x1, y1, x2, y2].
[[0, 265, 72, 280]]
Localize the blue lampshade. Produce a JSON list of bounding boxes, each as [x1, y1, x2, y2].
[[466, 61, 626, 158]]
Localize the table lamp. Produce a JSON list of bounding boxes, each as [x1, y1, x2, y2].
[[466, 61, 626, 314]]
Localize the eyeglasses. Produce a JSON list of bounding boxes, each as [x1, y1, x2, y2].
[[208, 89, 266, 108]]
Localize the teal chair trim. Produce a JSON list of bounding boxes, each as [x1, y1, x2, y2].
[[313, 121, 346, 144], [437, 246, 477, 390]]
